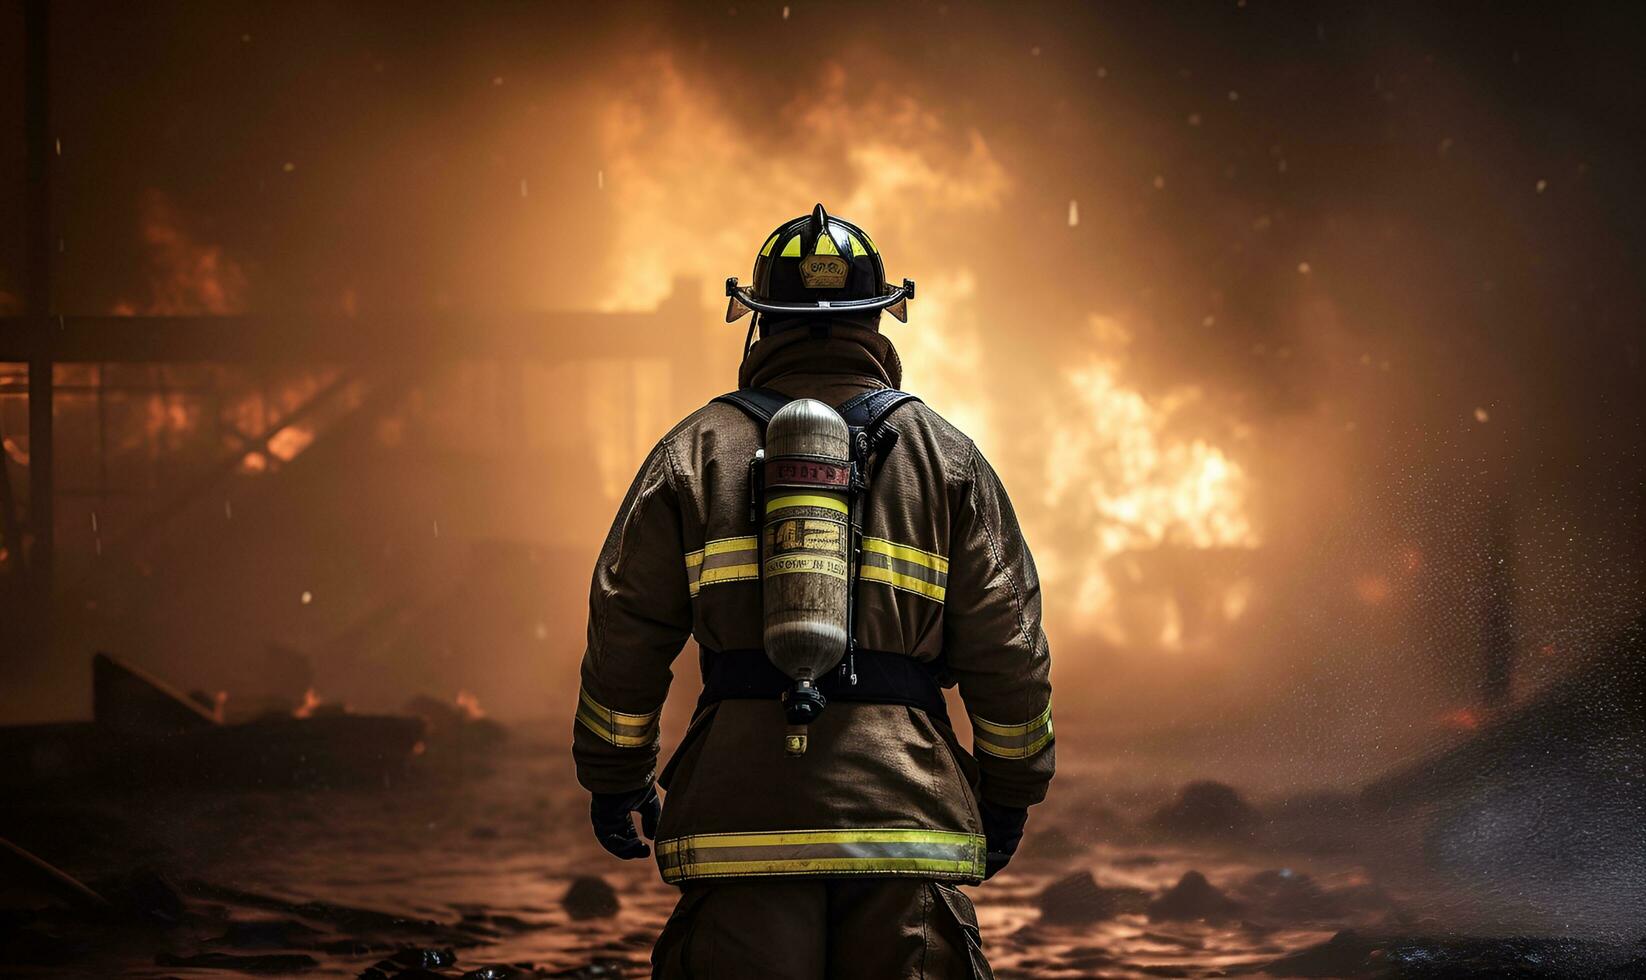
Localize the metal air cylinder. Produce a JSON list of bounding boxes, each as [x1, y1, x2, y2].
[[760, 398, 853, 756]]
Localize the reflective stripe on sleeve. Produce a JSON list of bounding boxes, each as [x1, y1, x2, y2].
[[684, 535, 759, 596], [656, 828, 985, 884], [575, 686, 661, 749], [970, 703, 1054, 760], [858, 536, 948, 603]]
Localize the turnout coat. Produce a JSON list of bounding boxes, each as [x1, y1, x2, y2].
[[572, 324, 1054, 886]]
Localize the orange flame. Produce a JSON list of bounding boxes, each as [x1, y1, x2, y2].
[[112, 190, 248, 316], [580, 54, 1257, 651], [454, 690, 487, 720], [1439, 707, 1481, 731], [293, 687, 322, 719]]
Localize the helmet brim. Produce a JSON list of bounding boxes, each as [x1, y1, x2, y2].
[[725, 279, 913, 324]]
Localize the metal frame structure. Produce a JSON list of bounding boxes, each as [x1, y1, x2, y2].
[[3, 0, 710, 666]]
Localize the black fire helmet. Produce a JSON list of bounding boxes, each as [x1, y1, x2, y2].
[[726, 203, 914, 327]]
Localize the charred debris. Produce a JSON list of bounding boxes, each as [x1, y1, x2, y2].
[[0, 651, 506, 792]]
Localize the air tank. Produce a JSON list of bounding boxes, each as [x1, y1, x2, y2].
[[761, 398, 853, 756]]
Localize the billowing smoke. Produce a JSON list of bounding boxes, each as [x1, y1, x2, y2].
[[0, 3, 1640, 784]]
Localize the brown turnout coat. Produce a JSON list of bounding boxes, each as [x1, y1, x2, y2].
[[573, 324, 1053, 886]]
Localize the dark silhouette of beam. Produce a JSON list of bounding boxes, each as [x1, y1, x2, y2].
[[23, 0, 54, 658], [0, 295, 704, 364]]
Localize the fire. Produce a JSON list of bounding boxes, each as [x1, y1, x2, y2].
[[1042, 317, 1257, 643], [1439, 707, 1481, 732], [112, 190, 248, 316], [581, 53, 1011, 495], [583, 52, 1257, 650], [293, 687, 322, 719], [454, 690, 487, 720], [101, 190, 330, 473]]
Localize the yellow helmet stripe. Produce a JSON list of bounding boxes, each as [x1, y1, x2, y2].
[[759, 231, 782, 257], [780, 235, 803, 257], [814, 232, 840, 256]]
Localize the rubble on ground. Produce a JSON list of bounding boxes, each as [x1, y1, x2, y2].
[[1034, 870, 1149, 924], [561, 876, 620, 920], [1146, 870, 1244, 922], [1148, 781, 1260, 839]]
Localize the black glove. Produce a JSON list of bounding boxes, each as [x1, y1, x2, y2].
[[979, 799, 1029, 880], [590, 784, 661, 860]]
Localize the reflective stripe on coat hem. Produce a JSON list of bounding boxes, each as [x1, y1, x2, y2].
[[656, 828, 986, 884]]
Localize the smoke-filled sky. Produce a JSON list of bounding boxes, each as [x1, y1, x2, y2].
[[1, 2, 1642, 771]]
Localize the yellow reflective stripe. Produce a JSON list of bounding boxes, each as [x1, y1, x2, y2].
[[659, 828, 970, 850], [759, 231, 781, 257], [859, 231, 878, 254], [859, 563, 946, 602], [668, 857, 977, 879], [765, 494, 848, 515], [656, 828, 985, 884], [698, 563, 759, 587], [970, 703, 1053, 737], [861, 536, 948, 573], [780, 235, 802, 257], [970, 704, 1054, 760], [704, 535, 758, 557], [974, 729, 1054, 760], [576, 686, 660, 748], [815, 232, 840, 256], [685, 536, 760, 596], [845, 232, 865, 256]]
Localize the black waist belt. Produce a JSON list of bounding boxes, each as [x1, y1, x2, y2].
[[697, 648, 949, 726]]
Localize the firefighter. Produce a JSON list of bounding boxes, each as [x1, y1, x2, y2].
[[573, 204, 1054, 979]]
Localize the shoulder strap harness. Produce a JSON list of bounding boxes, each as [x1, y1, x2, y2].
[[703, 386, 938, 716]]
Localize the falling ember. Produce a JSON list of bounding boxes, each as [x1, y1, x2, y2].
[[1067, 199, 1079, 227], [1400, 546, 1423, 573], [1474, 407, 1491, 423], [293, 687, 322, 719], [1439, 707, 1481, 732], [300, 590, 314, 605]]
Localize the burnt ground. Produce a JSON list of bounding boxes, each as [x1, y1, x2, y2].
[[2, 719, 1641, 979]]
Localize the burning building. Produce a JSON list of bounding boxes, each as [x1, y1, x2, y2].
[[0, 2, 1643, 976]]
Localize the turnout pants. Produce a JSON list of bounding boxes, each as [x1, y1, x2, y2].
[[651, 878, 994, 980]]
